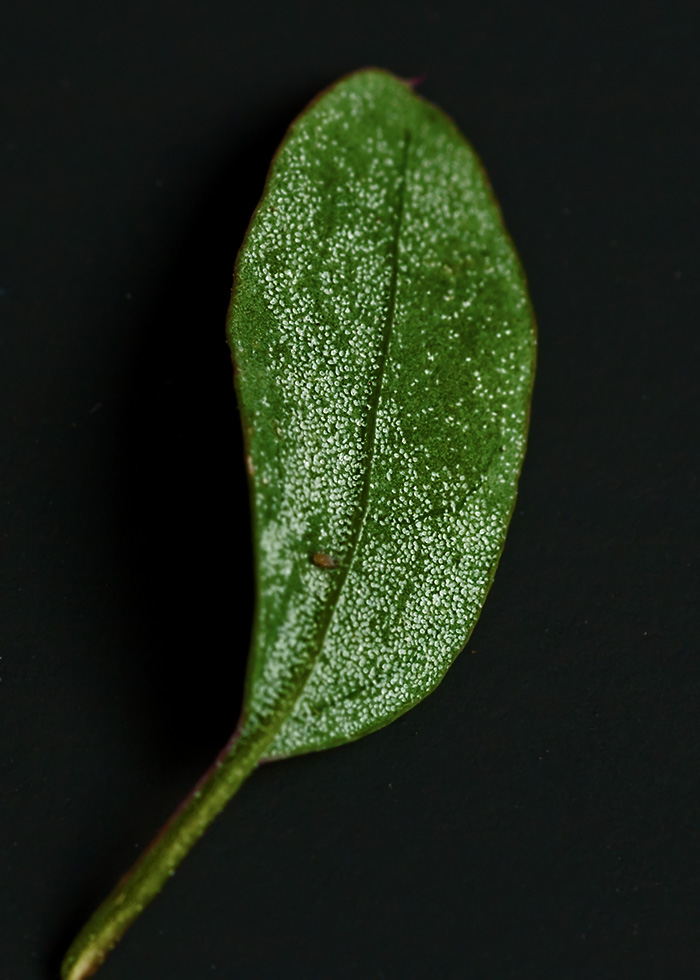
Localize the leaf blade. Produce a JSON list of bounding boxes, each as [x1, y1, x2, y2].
[[226, 68, 536, 759]]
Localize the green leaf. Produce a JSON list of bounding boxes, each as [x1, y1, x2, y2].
[[61, 67, 535, 980], [227, 67, 535, 760]]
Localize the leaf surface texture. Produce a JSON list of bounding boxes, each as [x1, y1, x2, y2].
[[226, 69, 536, 759]]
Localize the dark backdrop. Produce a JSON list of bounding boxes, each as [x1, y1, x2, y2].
[[3, 1, 699, 978]]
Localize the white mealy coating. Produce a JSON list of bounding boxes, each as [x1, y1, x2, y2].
[[228, 72, 534, 758]]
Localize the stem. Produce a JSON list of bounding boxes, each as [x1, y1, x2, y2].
[[61, 726, 272, 980]]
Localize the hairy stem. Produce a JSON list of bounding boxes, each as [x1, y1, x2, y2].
[[61, 726, 272, 980]]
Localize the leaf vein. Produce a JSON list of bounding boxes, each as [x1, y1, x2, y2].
[[267, 131, 412, 745]]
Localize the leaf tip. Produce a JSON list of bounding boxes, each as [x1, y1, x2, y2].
[[403, 73, 427, 89]]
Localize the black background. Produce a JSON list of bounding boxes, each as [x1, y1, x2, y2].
[[3, 1, 699, 978]]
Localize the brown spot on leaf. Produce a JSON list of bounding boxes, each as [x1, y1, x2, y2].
[[311, 552, 339, 569]]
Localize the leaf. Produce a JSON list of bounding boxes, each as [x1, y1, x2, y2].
[[227, 67, 536, 760], [61, 67, 535, 980]]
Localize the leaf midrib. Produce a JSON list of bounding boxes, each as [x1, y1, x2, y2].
[[263, 130, 413, 750]]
